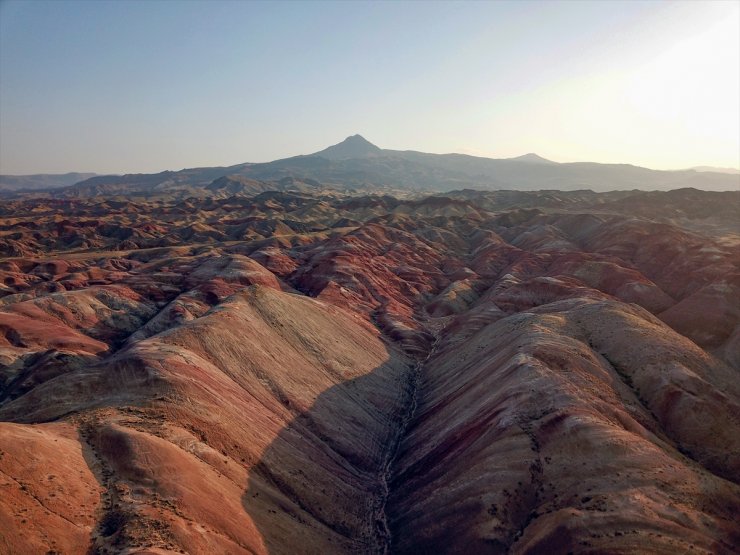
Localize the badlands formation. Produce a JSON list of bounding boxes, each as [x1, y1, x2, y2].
[[0, 184, 738, 554]]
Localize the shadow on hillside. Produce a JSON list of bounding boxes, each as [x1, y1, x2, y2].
[[242, 348, 414, 555]]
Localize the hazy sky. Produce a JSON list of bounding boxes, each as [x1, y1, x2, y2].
[[1, 0, 738, 174]]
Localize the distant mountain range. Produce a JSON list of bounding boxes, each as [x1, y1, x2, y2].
[[0, 172, 96, 191], [3, 135, 738, 197], [689, 166, 740, 175]]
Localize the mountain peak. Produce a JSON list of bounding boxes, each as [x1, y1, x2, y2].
[[315, 134, 382, 160], [509, 153, 556, 164]]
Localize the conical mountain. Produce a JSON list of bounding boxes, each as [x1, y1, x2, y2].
[[508, 152, 556, 164], [314, 134, 382, 160]]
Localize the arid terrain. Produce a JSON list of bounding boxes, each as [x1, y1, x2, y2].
[[3, 0, 740, 541], [0, 177, 739, 554]]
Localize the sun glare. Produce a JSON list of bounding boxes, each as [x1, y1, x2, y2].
[[626, 8, 740, 151]]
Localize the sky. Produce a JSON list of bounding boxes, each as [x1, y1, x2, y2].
[[0, 0, 738, 174]]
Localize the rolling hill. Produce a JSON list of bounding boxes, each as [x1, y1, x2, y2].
[[0, 186, 738, 553]]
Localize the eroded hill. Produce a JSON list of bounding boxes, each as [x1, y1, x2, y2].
[[0, 188, 738, 554]]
